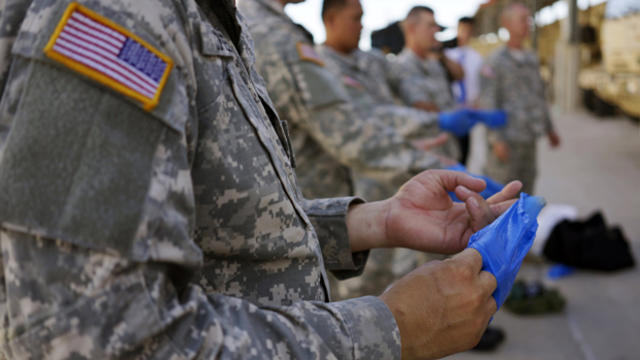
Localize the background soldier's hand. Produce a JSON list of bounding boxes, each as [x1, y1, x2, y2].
[[347, 170, 521, 253], [492, 141, 510, 162], [411, 133, 449, 152], [380, 248, 497, 360], [548, 130, 561, 148], [413, 101, 440, 112]]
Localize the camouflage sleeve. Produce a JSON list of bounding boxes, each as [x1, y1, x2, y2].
[[479, 59, 507, 143], [542, 103, 554, 134], [533, 58, 555, 134], [0, 230, 401, 359], [540, 86, 554, 135], [255, 42, 441, 189], [371, 104, 440, 140], [302, 197, 369, 279], [0, 125, 7, 158], [370, 48, 404, 96]]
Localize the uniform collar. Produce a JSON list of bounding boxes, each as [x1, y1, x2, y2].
[[256, 0, 288, 17], [400, 47, 421, 63], [400, 47, 433, 73], [319, 44, 362, 71]]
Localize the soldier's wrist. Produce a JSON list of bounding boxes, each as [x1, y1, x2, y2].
[[346, 200, 389, 252]]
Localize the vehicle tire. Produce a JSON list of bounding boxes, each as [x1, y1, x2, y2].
[[592, 94, 616, 117], [582, 89, 597, 112]]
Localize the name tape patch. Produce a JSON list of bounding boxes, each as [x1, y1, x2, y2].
[[44, 2, 173, 111]]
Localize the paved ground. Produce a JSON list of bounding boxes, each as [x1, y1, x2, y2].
[[447, 109, 640, 360]]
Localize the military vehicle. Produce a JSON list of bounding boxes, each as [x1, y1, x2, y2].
[[579, 0, 640, 119]]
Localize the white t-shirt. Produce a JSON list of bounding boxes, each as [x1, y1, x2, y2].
[[445, 46, 484, 106]]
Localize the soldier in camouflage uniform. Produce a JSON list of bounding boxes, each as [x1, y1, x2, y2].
[[479, 3, 560, 195], [238, 0, 442, 201], [393, 7, 462, 114], [395, 48, 457, 112], [0, 0, 518, 359], [393, 6, 479, 167]]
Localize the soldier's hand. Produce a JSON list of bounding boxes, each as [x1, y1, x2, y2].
[[413, 101, 440, 112], [548, 131, 561, 148], [383, 170, 520, 254], [492, 141, 509, 162], [380, 248, 497, 360], [347, 170, 521, 253], [411, 133, 449, 152]]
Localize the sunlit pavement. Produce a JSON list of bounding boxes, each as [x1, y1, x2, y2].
[[447, 109, 640, 360]]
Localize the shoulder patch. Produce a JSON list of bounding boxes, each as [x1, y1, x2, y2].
[[296, 42, 324, 67], [481, 64, 495, 78], [44, 2, 173, 111]]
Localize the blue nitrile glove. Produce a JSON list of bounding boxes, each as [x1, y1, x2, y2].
[[467, 193, 546, 309], [446, 164, 504, 201], [438, 109, 476, 137], [469, 109, 507, 128]]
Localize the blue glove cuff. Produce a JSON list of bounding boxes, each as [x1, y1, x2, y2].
[[439, 109, 476, 137], [472, 109, 507, 128], [467, 193, 546, 308]]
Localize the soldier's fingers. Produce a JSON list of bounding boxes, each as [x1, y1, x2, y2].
[[466, 196, 495, 231], [489, 199, 517, 218], [454, 186, 495, 229], [486, 180, 522, 204], [453, 248, 484, 274], [413, 133, 449, 151], [478, 270, 497, 297], [435, 170, 486, 193]]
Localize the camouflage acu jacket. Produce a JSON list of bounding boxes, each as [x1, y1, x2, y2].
[[479, 46, 554, 143], [0, 0, 400, 358], [394, 48, 457, 111]]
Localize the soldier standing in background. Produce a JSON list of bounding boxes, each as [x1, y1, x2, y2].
[[394, 6, 474, 164], [479, 3, 561, 194], [395, 6, 463, 114], [0, 1, 522, 359]]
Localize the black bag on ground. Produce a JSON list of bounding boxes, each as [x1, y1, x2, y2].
[[543, 212, 635, 271]]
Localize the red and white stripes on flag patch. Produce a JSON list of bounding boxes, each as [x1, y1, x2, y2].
[[44, 2, 173, 110]]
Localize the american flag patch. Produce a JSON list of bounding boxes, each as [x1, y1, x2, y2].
[[296, 42, 325, 67], [342, 76, 364, 90], [44, 3, 173, 111]]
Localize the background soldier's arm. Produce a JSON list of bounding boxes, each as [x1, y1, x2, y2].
[[479, 59, 507, 143]]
